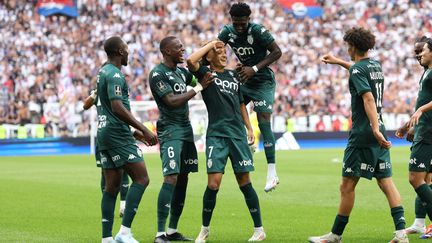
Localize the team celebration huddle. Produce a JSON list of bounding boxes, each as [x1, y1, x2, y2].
[[92, 2, 432, 243]]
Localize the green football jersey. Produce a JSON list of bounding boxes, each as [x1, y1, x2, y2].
[[414, 68, 432, 143], [149, 63, 194, 142], [218, 22, 276, 88], [96, 63, 135, 150], [347, 58, 386, 147], [192, 65, 246, 139]]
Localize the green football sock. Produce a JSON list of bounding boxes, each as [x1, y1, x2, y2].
[[101, 191, 117, 237], [240, 183, 262, 227], [122, 183, 146, 228], [415, 195, 427, 219], [100, 173, 105, 193], [120, 171, 129, 201], [331, 214, 349, 236], [415, 184, 432, 220], [157, 182, 175, 232], [391, 206, 406, 230], [169, 184, 187, 229], [258, 121, 275, 164], [202, 187, 218, 227]]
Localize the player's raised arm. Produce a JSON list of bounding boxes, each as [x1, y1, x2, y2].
[[186, 40, 224, 71], [321, 53, 353, 70]]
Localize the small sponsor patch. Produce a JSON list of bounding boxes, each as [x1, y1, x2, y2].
[[114, 85, 122, 96]]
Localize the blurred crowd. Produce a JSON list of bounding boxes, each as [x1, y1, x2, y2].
[[0, 0, 431, 137]]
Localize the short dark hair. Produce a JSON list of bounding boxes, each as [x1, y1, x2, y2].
[[425, 38, 432, 52], [229, 2, 251, 17], [159, 36, 177, 53], [343, 27, 375, 53], [104, 36, 124, 57], [415, 36, 429, 44]]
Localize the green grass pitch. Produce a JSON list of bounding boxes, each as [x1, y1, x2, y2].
[[0, 147, 426, 242]]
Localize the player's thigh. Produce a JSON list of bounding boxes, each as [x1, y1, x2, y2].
[[206, 137, 229, 173], [228, 138, 254, 174], [180, 140, 198, 174], [409, 142, 432, 173], [243, 84, 275, 113], [160, 140, 184, 176], [342, 146, 378, 180]]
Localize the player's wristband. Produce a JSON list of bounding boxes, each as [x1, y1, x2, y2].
[[252, 65, 259, 73], [90, 90, 97, 99], [192, 82, 203, 93]]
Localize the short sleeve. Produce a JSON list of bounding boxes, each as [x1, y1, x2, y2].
[[253, 25, 274, 48], [350, 66, 371, 95], [149, 71, 173, 98], [107, 72, 126, 100], [218, 25, 230, 44]]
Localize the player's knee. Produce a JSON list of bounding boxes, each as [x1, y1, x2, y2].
[[135, 175, 150, 188], [164, 174, 178, 186], [257, 112, 271, 122], [409, 173, 424, 188], [339, 183, 354, 195], [207, 181, 221, 190]]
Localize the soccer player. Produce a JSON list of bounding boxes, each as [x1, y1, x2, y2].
[[187, 40, 265, 242], [218, 2, 282, 192], [308, 27, 408, 243], [149, 36, 214, 243], [83, 89, 131, 218], [97, 36, 158, 243], [395, 36, 431, 236], [403, 38, 432, 239]]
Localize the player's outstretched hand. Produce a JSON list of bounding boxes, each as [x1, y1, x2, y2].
[[395, 123, 409, 138], [409, 109, 423, 128], [137, 128, 158, 146], [201, 72, 215, 89], [406, 127, 414, 142], [373, 129, 391, 149], [321, 53, 340, 64]]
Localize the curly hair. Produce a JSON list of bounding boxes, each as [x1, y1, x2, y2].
[[343, 27, 375, 53], [229, 2, 251, 17]]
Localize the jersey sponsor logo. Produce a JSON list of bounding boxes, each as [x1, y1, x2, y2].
[[247, 35, 254, 45], [203, 208, 212, 212], [169, 76, 175, 80], [207, 159, 213, 168], [98, 115, 107, 128], [345, 167, 353, 173], [152, 72, 159, 77], [360, 163, 374, 172], [239, 159, 253, 166], [128, 154, 136, 160], [114, 85, 122, 96], [157, 81, 167, 92], [169, 159, 176, 169], [250, 208, 258, 213], [409, 158, 417, 165], [419, 163, 426, 169], [181, 73, 186, 82], [165, 203, 171, 208], [229, 38, 234, 43], [215, 78, 239, 92], [228, 33, 237, 39], [379, 162, 391, 170], [163, 167, 168, 173], [96, 160, 101, 165], [101, 218, 109, 222], [253, 100, 267, 107], [137, 148, 142, 157], [352, 69, 360, 74], [184, 159, 198, 165], [264, 142, 273, 147], [173, 83, 187, 93], [112, 155, 121, 161], [232, 47, 255, 56], [260, 27, 267, 34], [100, 153, 107, 164], [113, 73, 121, 78]]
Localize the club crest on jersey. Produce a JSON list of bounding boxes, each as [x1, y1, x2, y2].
[[169, 159, 176, 169], [247, 35, 254, 45], [114, 85, 122, 96], [157, 81, 167, 91]]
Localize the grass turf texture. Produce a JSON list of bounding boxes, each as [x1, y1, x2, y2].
[[0, 147, 425, 242]]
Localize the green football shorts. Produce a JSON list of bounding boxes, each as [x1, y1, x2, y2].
[[242, 83, 275, 113], [159, 140, 198, 176], [409, 141, 432, 172], [99, 143, 143, 169], [205, 136, 254, 174], [342, 146, 392, 180]]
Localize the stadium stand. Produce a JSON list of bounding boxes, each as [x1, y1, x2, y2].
[[0, 0, 431, 138]]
